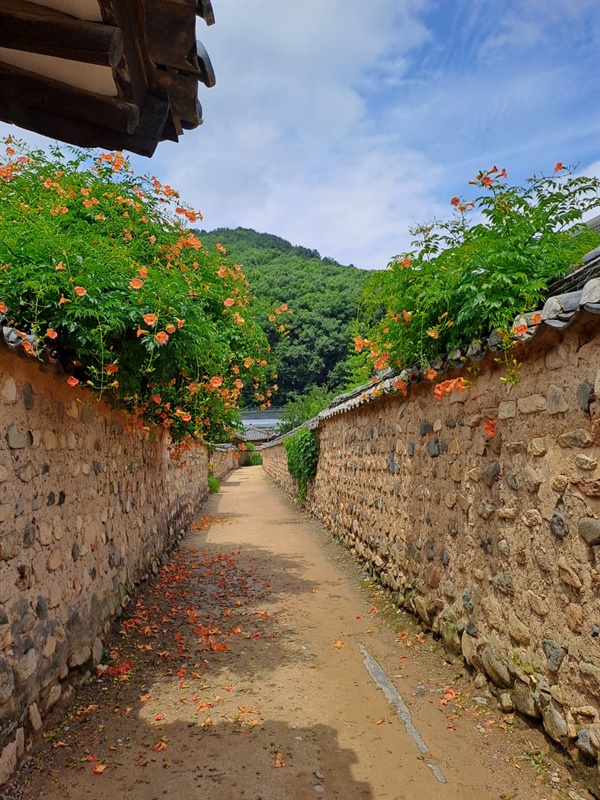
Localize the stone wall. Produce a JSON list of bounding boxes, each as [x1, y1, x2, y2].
[[210, 447, 239, 479], [263, 316, 600, 785], [0, 350, 208, 783]]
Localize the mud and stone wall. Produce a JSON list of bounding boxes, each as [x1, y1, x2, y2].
[[263, 316, 600, 783], [210, 447, 239, 479], [0, 351, 208, 783]]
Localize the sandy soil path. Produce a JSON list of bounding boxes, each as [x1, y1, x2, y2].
[[5, 467, 587, 800]]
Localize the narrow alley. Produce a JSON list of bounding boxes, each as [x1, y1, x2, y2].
[[6, 468, 585, 800]]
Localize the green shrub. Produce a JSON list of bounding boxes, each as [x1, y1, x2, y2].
[[359, 164, 600, 376], [245, 452, 263, 466], [284, 428, 319, 501], [208, 474, 220, 493]]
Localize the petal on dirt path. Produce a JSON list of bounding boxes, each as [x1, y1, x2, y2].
[[5, 467, 583, 800]]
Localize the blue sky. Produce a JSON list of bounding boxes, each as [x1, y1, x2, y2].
[[2, 0, 599, 269]]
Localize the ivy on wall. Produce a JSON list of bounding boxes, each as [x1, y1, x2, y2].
[[284, 428, 320, 501]]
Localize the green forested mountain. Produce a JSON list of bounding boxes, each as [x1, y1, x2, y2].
[[197, 227, 370, 404]]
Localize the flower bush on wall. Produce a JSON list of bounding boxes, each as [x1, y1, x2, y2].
[[358, 164, 600, 377], [0, 139, 274, 446]]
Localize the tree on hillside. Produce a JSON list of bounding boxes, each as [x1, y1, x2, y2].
[[197, 228, 370, 404], [276, 384, 334, 433]]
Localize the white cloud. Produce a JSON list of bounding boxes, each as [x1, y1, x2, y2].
[[2, 0, 598, 270], [153, 0, 439, 268], [166, 0, 598, 268]]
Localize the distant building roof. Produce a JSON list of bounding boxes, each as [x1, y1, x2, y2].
[[0, 0, 215, 156], [244, 425, 274, 442], [242, 419, 281, 430]]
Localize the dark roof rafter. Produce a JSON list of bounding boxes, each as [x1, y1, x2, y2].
[[0, 0, 124, 66], [0, 0, 215, 156]]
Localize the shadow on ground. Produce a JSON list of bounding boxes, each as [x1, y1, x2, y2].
[[5, 517, 373, 800]]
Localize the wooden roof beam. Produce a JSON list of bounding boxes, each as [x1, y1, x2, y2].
[[0, 60, 139, 133], [149, 0, 214, 25], [109, 0, 155, 107], [155, 68, 202, 127], [1, 91, 171, 156], [196, 0, 214, 25], [0, 0, 124, 67], [196, 39, 214, 87]]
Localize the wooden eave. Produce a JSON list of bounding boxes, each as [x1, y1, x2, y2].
[[0, 0, 215, 156]]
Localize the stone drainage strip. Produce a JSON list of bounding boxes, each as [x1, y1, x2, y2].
[[358, 643, 447, 785]]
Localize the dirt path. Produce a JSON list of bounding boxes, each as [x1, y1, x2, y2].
[[5, 467, 589, 800]]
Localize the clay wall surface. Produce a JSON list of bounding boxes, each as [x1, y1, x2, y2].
[[0, 351, 208, 782], [263, 317, 600, 776]]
